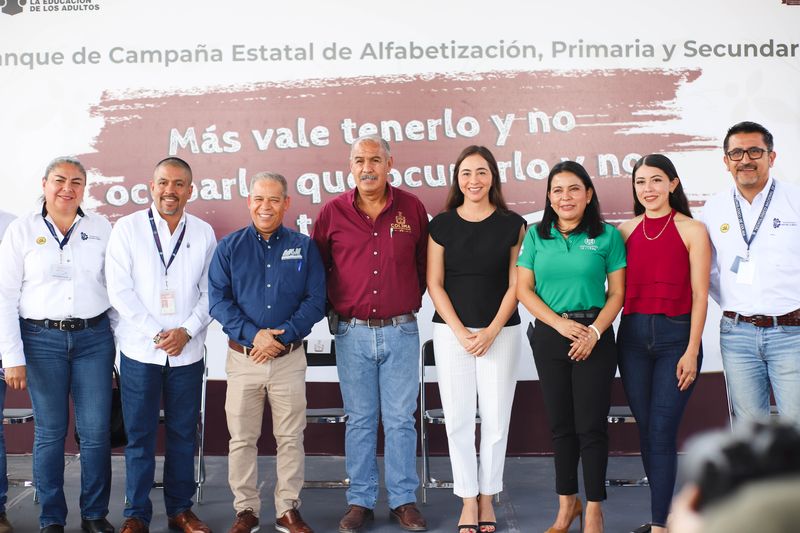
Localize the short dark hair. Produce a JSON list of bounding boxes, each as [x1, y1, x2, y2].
[[536, 160, 604, 239], [155, 157, 193, 181], [723, 121, 774, 152], [444, 145, 508, 212], [631, 154, 692, 218]]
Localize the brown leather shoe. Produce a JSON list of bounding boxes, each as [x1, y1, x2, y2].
[[227, 509, 258, 533], [167, 510, 211, 533], [119, 518, 149, 533], [390, 503, 427, 531], [275, 509, 313, 533], [338, 505, 374, 533]]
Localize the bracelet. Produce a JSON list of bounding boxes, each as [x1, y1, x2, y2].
[[588, 324, 601, 341]]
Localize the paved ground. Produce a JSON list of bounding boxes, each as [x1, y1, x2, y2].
[[6, 455, 654, 532]]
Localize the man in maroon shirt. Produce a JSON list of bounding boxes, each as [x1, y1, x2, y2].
[[312, 135, 428, 533]]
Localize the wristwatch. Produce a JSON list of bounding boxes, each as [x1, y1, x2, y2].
[[153, 332, 162, 345], [181, 327, 193, 340]]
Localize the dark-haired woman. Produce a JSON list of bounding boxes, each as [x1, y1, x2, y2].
[[0, 157, 115, 533], [427, 146, 526, 533], [516, 161, 625, 533], [617, 154, 710, 533]]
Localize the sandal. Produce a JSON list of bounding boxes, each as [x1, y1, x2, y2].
[[458, 525, 478, 533], [479, 521, 497, 533]]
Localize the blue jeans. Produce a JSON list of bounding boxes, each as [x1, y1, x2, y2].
[[121, 354, 203, 524], [720, 315, 800, 423], [0, 378, 7, 514], [335, 319, 420, 509], [21, 315, 114, 528], [618, 313, 701, 527]]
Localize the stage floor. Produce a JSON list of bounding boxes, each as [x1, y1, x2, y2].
[[6, 455, 655, 532]]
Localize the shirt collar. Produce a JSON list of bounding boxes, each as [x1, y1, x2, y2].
[[41, 202, 85, 219], [248, 223, 286, 242], [349, 183, 394, 212], [733, 176, 774, 207], [149, 202, 186, 231]]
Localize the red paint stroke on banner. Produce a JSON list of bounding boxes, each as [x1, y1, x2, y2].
[[80, 69, 713, 239]]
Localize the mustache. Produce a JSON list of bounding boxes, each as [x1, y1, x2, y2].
[[360, 173, 378, 181], [736, 164, 757, 171]]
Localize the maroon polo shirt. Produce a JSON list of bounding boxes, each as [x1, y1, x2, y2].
[[312, 185, 428, 320]]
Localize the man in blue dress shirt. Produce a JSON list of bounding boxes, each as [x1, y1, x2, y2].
[[209, 172, 326, 533]]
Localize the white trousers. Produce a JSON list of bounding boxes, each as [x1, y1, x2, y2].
[[432, 323, 520, 497]]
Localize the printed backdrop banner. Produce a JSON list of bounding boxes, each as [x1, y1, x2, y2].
[[2, 0, 799, 379]]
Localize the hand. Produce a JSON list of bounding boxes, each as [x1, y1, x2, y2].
[[676, 350, 699, 391], [4, 365, 26, 390], [465, 327, 499, 357], [250, 328, 286, 364], [554, 317, 591, 343], [156, 328, 191, 357], [568, 332, 598, 360]]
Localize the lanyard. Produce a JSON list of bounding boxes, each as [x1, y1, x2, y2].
[[732, 180, 774, 259], [41, 204, 83, 251], [148, 208, 186, 277]]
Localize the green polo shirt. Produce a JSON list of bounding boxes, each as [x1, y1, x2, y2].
[[517, 222, 626, 314]]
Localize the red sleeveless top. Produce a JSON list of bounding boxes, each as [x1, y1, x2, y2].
[[623, 210, 692, 316]]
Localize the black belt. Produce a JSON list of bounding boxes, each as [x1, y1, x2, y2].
[[228, 339, 303, 358], [723, 309, 800, 328], [560, 309, 600, 320], [24, 313, 105, 332], [339, 313, 416, 328]]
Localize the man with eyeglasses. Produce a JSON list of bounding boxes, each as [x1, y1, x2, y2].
[[702, 121, 800, 423]]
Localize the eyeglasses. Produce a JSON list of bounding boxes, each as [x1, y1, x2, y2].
[[725, 147, 770, 161]]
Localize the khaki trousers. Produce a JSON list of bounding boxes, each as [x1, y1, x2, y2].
[[225, 345, 307, 518]]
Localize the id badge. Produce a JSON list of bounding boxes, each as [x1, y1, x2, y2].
[[736, 260, 756, 285], [50, 263, 73, 280], [160, 289, 176, 315]]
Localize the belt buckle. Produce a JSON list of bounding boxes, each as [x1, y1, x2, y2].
[[366, 318, 381, 328], [58, 321, 69, 331]]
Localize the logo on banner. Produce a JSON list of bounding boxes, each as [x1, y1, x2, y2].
[[1, 0, 26, 16], [1, 0, 101, 16]]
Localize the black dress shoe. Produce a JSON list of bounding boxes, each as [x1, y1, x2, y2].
[[41, 525, 65, 533], [82, 518, 116, 533]]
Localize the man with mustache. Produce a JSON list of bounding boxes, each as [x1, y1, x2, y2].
[[702, 121, 800, 423], [312, 135, 429, 533], [106, 157, 217, 533], [209, 171, 325, 533]]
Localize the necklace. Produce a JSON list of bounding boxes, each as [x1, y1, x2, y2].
[[642, 210, 673, 241]]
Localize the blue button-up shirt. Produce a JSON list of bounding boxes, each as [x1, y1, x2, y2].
[[209, 224, 326, 346]]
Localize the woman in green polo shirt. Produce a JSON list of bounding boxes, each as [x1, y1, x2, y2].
[[516, 160, 626, 533]]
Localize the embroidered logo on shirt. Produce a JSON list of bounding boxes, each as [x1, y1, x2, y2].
[[281, 247, 303, 260], [36, 236, 47, 245], [80, 232, 101, 241], [579, 237, 598, 251], [773, 218, 798, 228], [720, 223, 730, 233], [390, 212, 412, 234]]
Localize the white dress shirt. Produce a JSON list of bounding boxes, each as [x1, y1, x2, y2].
[[0, 210, 17, 366], [0, 207, 112, 367], [702, 177, 800, 315], [105, 204, 216, 366]]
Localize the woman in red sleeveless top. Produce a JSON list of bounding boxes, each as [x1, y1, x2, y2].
[[617, 154, 711, 533]]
